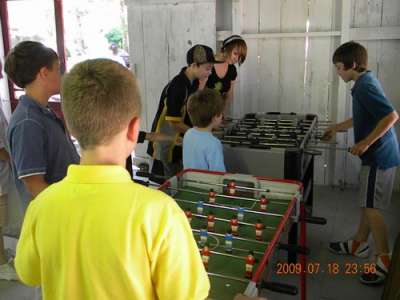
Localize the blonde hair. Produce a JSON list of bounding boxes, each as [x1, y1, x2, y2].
[[61, 59, 141, 149]]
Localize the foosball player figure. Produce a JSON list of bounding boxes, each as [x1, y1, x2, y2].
[[255, 219, 264, 241], [208, 189, 216, 203], [228, 180, 236, 195], [224, 228, 233, 253], [196, 200, 204, 215], [207, 211, 215, 232], [259, 195, 269, 211], [199, 226, 208, 247], [230, 214, 239, 236], [237, 206, 245, 221], [201, 244, 210, 270], [185, 208, 193, 224], [245, 250, 256, 279]]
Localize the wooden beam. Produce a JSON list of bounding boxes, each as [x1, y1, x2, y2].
[[130, 0, 214, 4], [349, 26, 400, 41]]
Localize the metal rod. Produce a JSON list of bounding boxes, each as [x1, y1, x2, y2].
[[207, 272, 250, 283], [174, 198, 287, 211], [192, 228, 268, 245], [180, 178, 295, 195], [306, 146, 349, 151], [190, 211, 279, 229]]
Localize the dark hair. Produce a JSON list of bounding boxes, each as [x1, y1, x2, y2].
[[332, 41, 368, 72], [187, 88, 225, 128], [4, 41, 58, 88]]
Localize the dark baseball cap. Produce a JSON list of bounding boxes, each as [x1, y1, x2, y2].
[[187, 44, 223, 65]]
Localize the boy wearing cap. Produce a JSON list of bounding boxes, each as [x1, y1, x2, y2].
[[147, 44, 220, 177]]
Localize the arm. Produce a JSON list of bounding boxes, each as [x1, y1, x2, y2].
[[10, 120, 48, 196], [225, 81, 235, 104], [165, 81, 190, 135], [321, 118, 353, 141], [234, 295, 267, 300], [168, 121, 190, 135], [0, 148, 10, 162], [145, 132, 182, 144], [21, 175, 49, 198], [351, 111, 399, 156]]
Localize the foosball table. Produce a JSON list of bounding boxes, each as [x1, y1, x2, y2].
[[216, 112, 320, 213], [159, 169, 309, 300]]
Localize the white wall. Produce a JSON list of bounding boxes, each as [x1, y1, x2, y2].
[[216, 0, 400, 188], [0, 20, 12, 120], [126, 0, 400, 189]]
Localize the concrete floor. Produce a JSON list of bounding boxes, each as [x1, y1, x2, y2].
[[262, 186, 399, 300], [0, 185, 398, 300]]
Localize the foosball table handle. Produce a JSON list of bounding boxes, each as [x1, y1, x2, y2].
[[278, 243, 310, 255], [302, 216, 327, 225], [259, 280, 298, 295]]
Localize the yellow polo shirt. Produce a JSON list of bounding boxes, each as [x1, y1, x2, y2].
[[15, 165, 210, 300]]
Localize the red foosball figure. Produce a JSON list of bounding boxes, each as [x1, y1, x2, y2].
[[207, 212, 215, 232], [185, 209, 192, 223], [208, 189, 216, 203], [230, 215, 239, 236], [201, 245, 210, 270], [245, 251, 256, 279], [228, 180, 236, 196], [255, 219, 264, 241], [259, 195, 269, 211]]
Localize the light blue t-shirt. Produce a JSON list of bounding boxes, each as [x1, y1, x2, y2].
[[183, 128, 226, 172]]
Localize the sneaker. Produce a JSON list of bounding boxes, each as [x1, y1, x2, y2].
[[360, 253, 391, 286], [0, 261, 18, 281], [328, 240, 370, 258]]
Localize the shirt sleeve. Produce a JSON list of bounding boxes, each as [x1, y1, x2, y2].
[[151, 203, 210, 300], [165, 81, 187, 122], [10, 120, 47, 179], [229, 64, 238, 81], [14, 202, 41, 286], [359, 82, 394, 120], [207, 140, 226, 172]]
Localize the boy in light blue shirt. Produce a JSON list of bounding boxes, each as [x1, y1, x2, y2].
[[183, 88, 225, 172]]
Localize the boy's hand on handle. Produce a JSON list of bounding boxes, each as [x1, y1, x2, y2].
[[233, 294, 268, 300], [321, 126, 337, 141], [350, 140, 370, 156]]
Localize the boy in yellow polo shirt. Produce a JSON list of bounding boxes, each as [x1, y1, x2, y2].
[[14, 59, 210, 299]]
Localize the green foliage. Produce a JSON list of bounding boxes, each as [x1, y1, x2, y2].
[[105, 28, 123, 47]]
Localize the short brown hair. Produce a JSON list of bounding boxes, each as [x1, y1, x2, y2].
[[4, 41, 58, 88], [61, 59, 141, 149], [187, 88, 225, 128], [222, 36, 247, 65], [332, 41, 368, 72]]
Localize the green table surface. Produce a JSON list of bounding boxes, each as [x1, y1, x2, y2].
[[171, 185, 294, 300]]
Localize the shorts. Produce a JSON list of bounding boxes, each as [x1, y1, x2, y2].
[[359, 165, 396, 209]]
